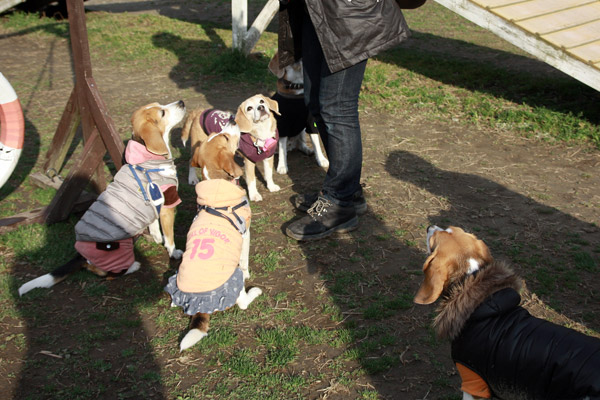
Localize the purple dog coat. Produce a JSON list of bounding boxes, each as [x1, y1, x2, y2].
[[238, 132, 278, 163], [200, 109, 278, 163]]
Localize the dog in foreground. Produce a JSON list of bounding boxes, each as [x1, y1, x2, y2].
[[165, 131, 262, 351], [414, 225, 600, 400], [267, 52, 328, 174], [18, 101, 186, 296], [181, 94, 281, 202]]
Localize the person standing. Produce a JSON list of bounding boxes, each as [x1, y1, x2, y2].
[[279, 0, 412, 240]]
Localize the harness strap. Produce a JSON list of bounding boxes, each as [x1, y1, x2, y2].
[[198, 199, 248, 234], [128, 164, 166, 215]]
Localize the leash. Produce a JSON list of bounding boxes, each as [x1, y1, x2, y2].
[[128, 164, 166, 216], [197, 198, 249, 235]]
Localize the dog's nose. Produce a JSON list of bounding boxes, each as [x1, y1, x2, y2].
[[257, 104, 265, 111], [177, 100, 185, 108]]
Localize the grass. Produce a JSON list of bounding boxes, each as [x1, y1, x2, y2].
[[0, 2, 599, 399]]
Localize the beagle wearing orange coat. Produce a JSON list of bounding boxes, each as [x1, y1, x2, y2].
[[165, 131, 262, 351], [414, 226, 600, 400], [18, 101, 186, 295]]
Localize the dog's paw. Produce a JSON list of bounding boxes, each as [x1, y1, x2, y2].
[[317, 157, 329, 169], [242, 269, 250, 280], [180, 329, 207, 351], [188, 167, 200, 186], [237, 287, 263, 309], [267, 183, 281, 193], [169, 249, 184, 260], [249, 192, 263, 202], [124, 261, 141, 275], [276, 164, 288, 175], [246, 287, 263, 306]]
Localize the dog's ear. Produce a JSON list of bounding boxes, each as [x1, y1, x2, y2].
[[414, 249, 449, 305], [217, 151, 243, 179], [235, 103, 254, 133], [268, 52, 284, 78], [264, 96, 280, 116], [132, 109, 169, 156]]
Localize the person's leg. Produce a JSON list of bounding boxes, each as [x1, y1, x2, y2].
[[286, 13, 365, 240], [301, 14, 366, 205], [317, 60, 366, 205]]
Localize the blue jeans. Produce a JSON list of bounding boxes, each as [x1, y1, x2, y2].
[[301, 13, 367, 207]]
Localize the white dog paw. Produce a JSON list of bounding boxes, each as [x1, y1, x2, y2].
[[125, 261, 141, 275], [188, 167, 200, 185], [249, 192, 263, 202], [170, 249, 183, 259], [276, 164, 288, 175], [248, 287, 262, 299], [180, 329, 207, 351], [237, 287, 263, 310], [242, 269, 250, 280], [267, 183, 281, 193], [318, 158, 330, 169]]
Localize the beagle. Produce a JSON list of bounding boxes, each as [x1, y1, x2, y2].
[[165, 132, 262, 351], [414, 226, 600, 400], [268, 52, 328, 175], [181, 94, 281, 202], [18, 101, 186, 296]]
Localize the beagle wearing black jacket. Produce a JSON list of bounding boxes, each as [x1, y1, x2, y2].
[[414, 226, 600, 400], [268, 52, 328, 175]]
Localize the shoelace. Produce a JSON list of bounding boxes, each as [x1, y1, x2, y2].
[[307, 197, 332, 218]]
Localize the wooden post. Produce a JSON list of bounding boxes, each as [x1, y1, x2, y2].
[[0, 0, 126, 230], [232, 0, 247, 52], [42, 0, 125, 224], [232, 0, 279, 55]]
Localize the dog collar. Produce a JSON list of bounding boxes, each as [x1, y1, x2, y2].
[[281, 79, 303, 90]]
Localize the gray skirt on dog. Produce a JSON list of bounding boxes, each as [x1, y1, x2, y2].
[[164, 268, 244, 315]]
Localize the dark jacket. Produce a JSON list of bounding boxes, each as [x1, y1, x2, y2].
[[452, 287, 600, 400], [279, 0, 411, 73]]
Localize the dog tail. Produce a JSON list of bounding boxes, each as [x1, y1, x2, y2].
[[18, 254, 86, 296], [181, 109, 204, 148], [181, 116, 193, 147], [180, 312, 210, 351]]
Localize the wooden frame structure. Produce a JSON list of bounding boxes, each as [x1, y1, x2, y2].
[[434, 0, 600, 92], [0, 0, 124, 231], [41, 0, 124, 224]]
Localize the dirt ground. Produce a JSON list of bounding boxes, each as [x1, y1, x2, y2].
[[1, 1, 599, 399]]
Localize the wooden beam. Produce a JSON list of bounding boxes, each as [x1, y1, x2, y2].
[[43, 88, 81, 177], [242, 0, 279, 55], [85, 76, 124, 169], [0, 0, 25, 14], [43, 127, 107, 224], [434, 0, 600, 92], [232, 0, 278, 55]]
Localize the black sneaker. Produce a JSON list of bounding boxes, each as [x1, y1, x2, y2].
[[292, 190, 367, 215], [285, 196, 359, 241]]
